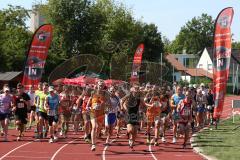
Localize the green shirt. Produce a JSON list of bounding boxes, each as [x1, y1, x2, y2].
[[38, 92, 48, 113], [35, 90, 42, 107]]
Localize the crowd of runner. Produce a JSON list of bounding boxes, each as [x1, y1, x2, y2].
[[0, 80, 214, 151]]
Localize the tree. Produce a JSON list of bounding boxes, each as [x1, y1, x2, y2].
[[232, 41, 240, 49], [169, 13, 214, 54], [42, 0, 106, 57], [0, 5, 32, 71], [142, 23, 164, 62]]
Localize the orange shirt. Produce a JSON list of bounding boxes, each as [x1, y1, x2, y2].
[[91, 94, 105, 114], [146, 100, 161, 117]]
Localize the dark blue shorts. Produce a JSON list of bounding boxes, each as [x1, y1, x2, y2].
[[0, 113, 10, 121], [197, 105, 206, 113], [105, 113, 116, 126]]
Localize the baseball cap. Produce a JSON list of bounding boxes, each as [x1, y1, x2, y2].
[[49, 86, 54, 92]]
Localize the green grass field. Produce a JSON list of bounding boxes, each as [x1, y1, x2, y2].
[[193, 116, 240, 160]]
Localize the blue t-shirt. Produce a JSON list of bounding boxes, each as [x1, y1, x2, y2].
[[47, 94, 59, 116], [173, 93, 185, 106], [172, 93, 185, 120]]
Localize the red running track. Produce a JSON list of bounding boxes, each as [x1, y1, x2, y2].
[[0, 95, 239, 160]]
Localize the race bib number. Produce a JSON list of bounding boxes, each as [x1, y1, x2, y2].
[[48, 110, 56, 116], [17, 103, 24, 108], [153, 101, 160, 107], [106, 107, 117, 113]]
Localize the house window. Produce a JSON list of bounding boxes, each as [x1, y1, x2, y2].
[[185, 58, 189, 67]]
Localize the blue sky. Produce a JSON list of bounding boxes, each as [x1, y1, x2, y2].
[[1, 0, 240, 42]]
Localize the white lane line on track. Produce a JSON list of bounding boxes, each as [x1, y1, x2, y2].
[[50, 140, 75, 160], [102, 139, 116, 160], [149, 139, 158, 160], [0, 142, 33, 160], [19, 150, 50, 154]]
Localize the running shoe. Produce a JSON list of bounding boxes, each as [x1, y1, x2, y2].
[[154, 142, 159, 146], [85, 138, 90, 143], [49, 138, 54, 143], [16, 136, 21, 141], [162, 137, 166, 143], [129, 139, 133, 147], [53, 136, 58, 142], [91, 144, 96, 151], [172, 137, 177, 144]]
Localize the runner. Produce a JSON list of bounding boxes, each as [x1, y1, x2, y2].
[[77, 87, 91, 142], [144, 93, 161, 146], [159, 94, 170, 143], [170, 86, 185, 144], [37, 82, 49, 139], [115, 88, 126, 138], [121, 84, 145, 150], [34, 82, 43, 138], [59, 85, 71, 138], [0, 86, 13, 141], [189, 85, 197, 133], [177, 90, 192, 148], [206, 89, 214, 125], [196, 89, 207, 128], [45, 86, 60, 143], [70, 87, 81, 134], [12, 83, 30, 141], [27, 85, 35, 130], [89, 80, 110, 151], [105, 86, 120, 145]]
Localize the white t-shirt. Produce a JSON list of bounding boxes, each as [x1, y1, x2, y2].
[[107, 96, 120, 114], [28, 92, 35, 106]]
